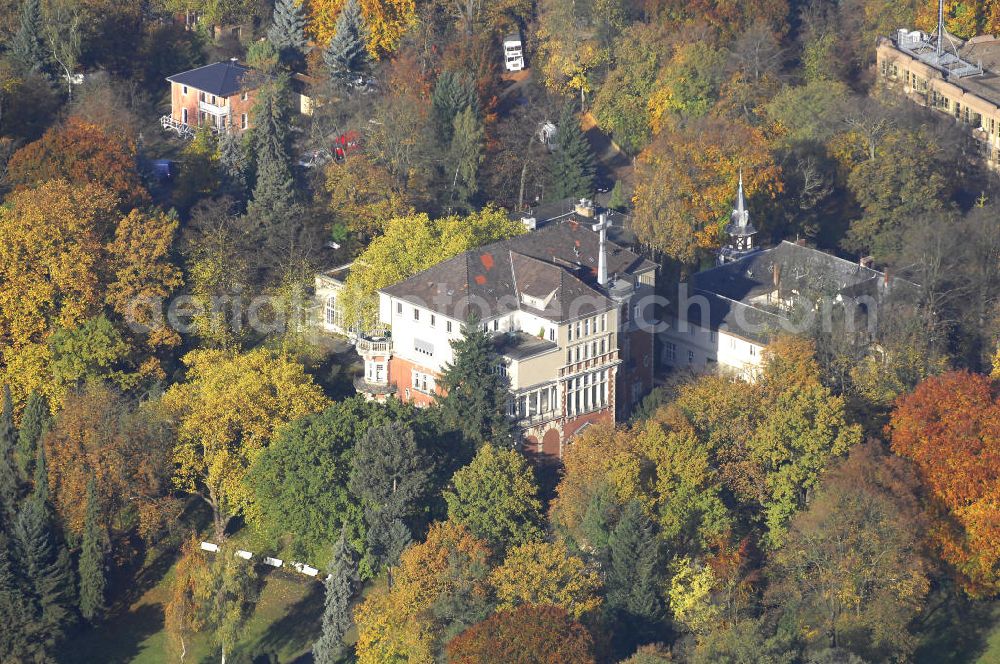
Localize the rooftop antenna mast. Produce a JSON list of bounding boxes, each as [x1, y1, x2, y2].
[[937, 0, 945, 57]]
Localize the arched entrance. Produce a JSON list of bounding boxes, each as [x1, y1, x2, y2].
[[541, 428, 561, 458]]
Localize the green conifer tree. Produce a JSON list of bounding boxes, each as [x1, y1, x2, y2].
[[548, 104, 596, 201], [248, 83, 295, 226], [78, 478, 106, 622], [448, 106, 484, 212], [33, 442, 49, 506], [216, 130, 250, 201], [432, 70, 477, 144], [323, 0, 369, 83], [267, 0, 310, 63], [349, 422, 427, 574], [10, 0, 49, 75], [608, 180, 627, 211], [16, 390, 48, 481], [0, 530, 33, 661], [14, 499, 74, 655], [437, 318, 514, 449], [313, 525, 356, 663], [606, 500, 664, 655], [0, 386, 18, 516]]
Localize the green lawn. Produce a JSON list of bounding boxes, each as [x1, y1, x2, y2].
[[60, 551, 326, 664]]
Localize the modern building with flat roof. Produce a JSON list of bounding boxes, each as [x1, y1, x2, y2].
[[877, 27, 1000, 166]]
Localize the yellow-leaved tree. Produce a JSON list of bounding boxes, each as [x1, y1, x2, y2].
[[534, 0, 605, 104], [632, 116, 781, 265], [340, 206, 527, 330], [0, 180, 182, 408], [105, 207, 185, 364], [307, 0, 415, 56], [162, 347, 329, 538], [354, 520, 491, 663], [489, 540, 602, 619]]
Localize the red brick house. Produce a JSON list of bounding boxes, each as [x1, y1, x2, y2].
[[162, 59, 258, 136]]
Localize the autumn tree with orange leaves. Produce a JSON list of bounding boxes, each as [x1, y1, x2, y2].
[[42, 382, 180, 554], [446, 604, 597, 664], [644, 0, 789, 40], [632, 116, 781, 265], [890, 370, 1000, 597], [6, 116, 148, 209], [353, 520, 493, 663]]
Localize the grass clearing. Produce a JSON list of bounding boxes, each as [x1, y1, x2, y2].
[[60, 546, 325, 663]]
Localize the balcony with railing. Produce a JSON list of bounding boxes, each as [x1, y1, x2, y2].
[[354, 335, 392, 355], [199, 99, 228, 115]]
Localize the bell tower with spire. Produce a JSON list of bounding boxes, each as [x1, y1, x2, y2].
[[719, 170, 758, 264]]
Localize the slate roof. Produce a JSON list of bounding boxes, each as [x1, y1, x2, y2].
[[381, 222, 656, 323], [511, 198, 640, 249], [167, 60, 254, 97], [679, 241, 915, 345]]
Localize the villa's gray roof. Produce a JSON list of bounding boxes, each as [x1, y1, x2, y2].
[[679, 241, 914, 345], [382, 221, 656, 323], [167, 60, 253, 97]]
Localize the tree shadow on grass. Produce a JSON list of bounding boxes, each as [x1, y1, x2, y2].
[[248, 579, 326, 663], [59, 603, 164, 664], [914, 591, 1000, 663]]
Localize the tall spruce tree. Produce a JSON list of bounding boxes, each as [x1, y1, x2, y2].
[[14, 499, 74, 655], [78, 478, 106, 622], [16, 390, 48, 481], [605, 500, 665, 655], [0, 386, 18, 516], [437, 318, 514, 449], [0, 530, 33, 661], [33, 442, 49, 506], [447, 106, 484, 212], [266, 0, 310, 63], [246, 81, 302, 276], [313, 526, 356, 664], [432, 70, 477, 144], [349, 422, 428, 573], [216, 131, 250, 202], [548, 104, 596, 201], [323, 0, 369, 83], [10, 0, 49, 75]]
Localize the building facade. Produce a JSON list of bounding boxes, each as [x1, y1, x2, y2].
[[329, 203, 658, 459], [164, 59, 257, 135], [877, 29, 1000, 166], [661, 182, 908, 378]]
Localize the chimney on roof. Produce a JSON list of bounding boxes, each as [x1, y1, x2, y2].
[[773, 263, 781, 290], [595, 213, 609, 287], [860, 255, 875, 269], [574, 198, 596, 218]]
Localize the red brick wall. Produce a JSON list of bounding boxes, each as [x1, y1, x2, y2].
[[617, 327, 655, 417], [563, 408, 613, 441], [170, 82, 257, 131], [387, 355, 442, 407]]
